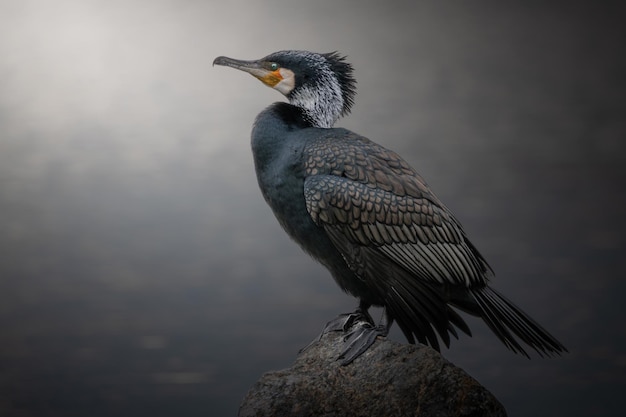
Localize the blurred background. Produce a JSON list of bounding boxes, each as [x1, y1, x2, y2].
[[1, 0, 624, 415]]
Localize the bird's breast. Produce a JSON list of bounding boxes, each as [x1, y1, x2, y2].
[[254, 143, 309, 235], [252, 138, 345, 266]]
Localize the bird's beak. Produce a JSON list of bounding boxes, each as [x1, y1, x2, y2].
[[213, 56, 283, 88]]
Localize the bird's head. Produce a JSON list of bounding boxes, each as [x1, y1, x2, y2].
[[213, 50, 356, 128]]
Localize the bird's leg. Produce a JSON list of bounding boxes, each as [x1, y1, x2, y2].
[[338, 306, 393, 365], [299, 302, 376, 353], [324, 303, 376, 333]]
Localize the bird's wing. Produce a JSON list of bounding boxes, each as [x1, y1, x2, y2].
[[303, 133, 493, 288]]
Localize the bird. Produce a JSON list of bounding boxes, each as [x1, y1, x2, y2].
[[213, 50, 567, 364]]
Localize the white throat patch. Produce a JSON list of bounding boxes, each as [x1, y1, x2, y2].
[[273, 68, 295, 95]]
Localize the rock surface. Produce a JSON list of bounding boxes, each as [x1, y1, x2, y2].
[[239, 331, 507, 417]]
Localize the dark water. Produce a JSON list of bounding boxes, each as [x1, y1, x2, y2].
[[1, 1, 625, 416]]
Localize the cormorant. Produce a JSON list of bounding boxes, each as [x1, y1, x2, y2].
[[213, 50, 566, 364]]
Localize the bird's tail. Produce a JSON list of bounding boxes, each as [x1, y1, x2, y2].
[[463, 286, 567, 357]]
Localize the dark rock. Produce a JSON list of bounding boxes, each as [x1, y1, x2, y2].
[[239, 331, 507, 417]]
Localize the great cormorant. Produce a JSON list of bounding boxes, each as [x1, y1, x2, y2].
[[213, 50, 566, 364]]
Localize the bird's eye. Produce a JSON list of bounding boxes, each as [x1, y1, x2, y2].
[[270, 62, 279, 71]]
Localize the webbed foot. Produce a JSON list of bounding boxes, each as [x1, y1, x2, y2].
[[301, 307, 391, 365], [338, 320, 389, 365], [299, 309, 374, 353]]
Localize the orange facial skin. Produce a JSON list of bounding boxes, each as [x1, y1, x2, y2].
[[259, 69, 284, 87]]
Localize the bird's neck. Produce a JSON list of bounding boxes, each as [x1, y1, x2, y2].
[[251, 103, 311, 165], [288, 85, 344, 128]]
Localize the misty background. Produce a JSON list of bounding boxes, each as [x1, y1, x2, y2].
[[1, 1, 624, 416]]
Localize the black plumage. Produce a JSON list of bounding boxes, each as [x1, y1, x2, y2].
[[213, 50, 566, 363]]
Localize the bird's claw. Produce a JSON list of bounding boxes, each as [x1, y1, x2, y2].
[[300, 309, 388, 365], [338, 321, 388, 365], [299, 311, 371, 353]]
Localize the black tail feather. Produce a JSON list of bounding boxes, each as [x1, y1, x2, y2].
[[386, 278, 567, 357], [351, 242, 566, 357], [470, 286, 567, 357]]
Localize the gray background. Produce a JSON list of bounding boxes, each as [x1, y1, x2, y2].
[[1, 1, 624, 416]]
